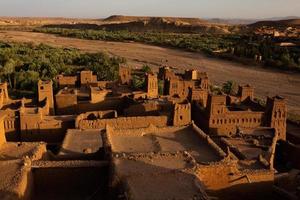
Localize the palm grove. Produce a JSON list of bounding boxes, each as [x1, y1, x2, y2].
[[0, 41, 125, 96]]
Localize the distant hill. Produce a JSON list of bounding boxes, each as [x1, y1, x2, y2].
[[100, 15, 238, 34], [103, 15, 211, 26], [249, 19, 300, 28]]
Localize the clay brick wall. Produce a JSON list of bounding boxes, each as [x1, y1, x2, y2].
[[146, 73, 158, 98], [204, 95, 266, 136], [192, 122, 227, 157], [208, 111, 264, 136], [0, 90, 3, 109], [0, 82, 9, 104], [265, 96, 287, 141], [238, 85, 254, 102], [0, 114, 6, 147], [20, 114, 75, 143], [75, 110, 117, 128], [56, 75, 78, 88], [196, 161, 274, 191], [77, 116, 168, 129], [190, 88, 208, 107], [118, 66, 132, 85], [38, 80, 55, 115], [55, 91, 78, 115], [124, 102, 160, 116], [173, 102, 191, 126], [77, 97, 122, 114], [80, 71, 97, 86], [90, 87, 109, 104]]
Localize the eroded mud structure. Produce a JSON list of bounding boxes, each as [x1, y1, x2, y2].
[[0, 65, 297, 199]]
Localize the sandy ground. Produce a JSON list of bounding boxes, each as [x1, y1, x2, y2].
[[0, 31, 299, 114]]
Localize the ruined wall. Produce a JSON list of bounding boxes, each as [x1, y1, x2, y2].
[[77, 116, 168, 129]]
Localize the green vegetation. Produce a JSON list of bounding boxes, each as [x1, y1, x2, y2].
[[0, 41, 125, 92], [222, 80, 237, 95], [35, 27, 300, 72], [132, 74, 145, 90]]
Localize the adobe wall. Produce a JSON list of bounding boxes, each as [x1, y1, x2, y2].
[[195, 161, 274, 193], [38, 80, 54, 115], [0, 82, 10, 104], [191, 122, 227, 158], [77, 116, 168, 130], [124, 102, 160, 116], [90, 87, 109, 103], [77, 97, 122, 114], [80, 71, 97, 86], [75, 110, 117, 127], [146, 74, 158, 98], [0, 161, 34, 200], [3, 115, 18, 140], [56, 75, 78, 88], [20, 114, 75, 143], [0, 114, 6, 147], [265, 96, 287, 141], [173, 103, 191, 126], [119, 66, 132, 85], [208, 111, 264, 136], [55, 92, 77, 115]]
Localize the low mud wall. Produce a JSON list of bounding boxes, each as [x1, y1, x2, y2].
[[77, 116, 168, 129]]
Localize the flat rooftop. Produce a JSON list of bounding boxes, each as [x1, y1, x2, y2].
[[0, 142, 47, 161], [59, 129, 102, 157], [109, 126, 222, 163]]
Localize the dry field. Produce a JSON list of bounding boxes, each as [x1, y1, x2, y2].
[[0, 30, 299, 115]]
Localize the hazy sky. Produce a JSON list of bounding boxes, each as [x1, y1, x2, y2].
[[0, 0, 299, 19]]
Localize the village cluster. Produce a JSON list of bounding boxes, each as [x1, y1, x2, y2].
[[0, 65, 296, 199]]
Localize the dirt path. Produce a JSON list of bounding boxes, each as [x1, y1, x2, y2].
[[0, 31, 299, 114]]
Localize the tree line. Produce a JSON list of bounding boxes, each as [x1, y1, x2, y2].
[[0, 41, 125, 93], [35, 28, 300, 72]]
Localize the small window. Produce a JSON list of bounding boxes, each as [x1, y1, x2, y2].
[[40, 86, 44, 90], [180, 116, 183, 120]]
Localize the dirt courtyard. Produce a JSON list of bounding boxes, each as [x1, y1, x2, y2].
[[0, 30, 299, 114]]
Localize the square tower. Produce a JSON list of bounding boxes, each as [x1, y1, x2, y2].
[[38, 80, 55, 115], [173, 102, 191, 126], [265, 96, 287, 141]]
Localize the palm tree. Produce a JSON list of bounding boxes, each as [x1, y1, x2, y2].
[[222, 80, 236, 95]]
